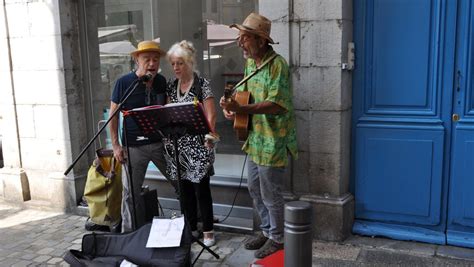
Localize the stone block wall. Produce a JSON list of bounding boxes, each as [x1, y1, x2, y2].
[[259, 0, 354, 241], [0, 0, 87, 210]]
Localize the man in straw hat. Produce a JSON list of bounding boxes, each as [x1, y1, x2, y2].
[[219, 13, 298, 259], [109, 40, 171, 232]]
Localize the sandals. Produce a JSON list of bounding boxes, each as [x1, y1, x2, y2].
[[254, 239, 284, 259], [244, 232, 268, 250]]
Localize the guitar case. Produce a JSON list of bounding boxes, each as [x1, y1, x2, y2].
[[64, 222, 192, 267]]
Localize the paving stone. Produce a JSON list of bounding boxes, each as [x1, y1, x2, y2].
[[226, 241, 241, 250], [313, 241, 360, 261], [20, 253, 38, 260], [10, 260, 33, 267], [6, 251, 22, 258], [31, 240, 48, 246], [0, 249, 14, 258], [386, 240, 436, 257], [37, 247, 55, 255], [358, 249, 436, 265], [53, 242, 72, 250], [47, 257, 63, 264], [42, 228, 58, 234], [67, 244, 81, 250], [0, 257, 20, 266], [436, 245, 474, 261], [217, 247, 233, 256], [32, 255, 52, 263], [51, 249, 67, 258], [4, 201, 474, 267]]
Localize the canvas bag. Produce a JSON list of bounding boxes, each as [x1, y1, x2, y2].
[[84, 149, 122, 227]]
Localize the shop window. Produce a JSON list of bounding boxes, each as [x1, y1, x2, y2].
[[85, 0, 257, 178]]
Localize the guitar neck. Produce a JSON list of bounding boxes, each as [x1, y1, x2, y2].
[[224, 53, 278, 98]]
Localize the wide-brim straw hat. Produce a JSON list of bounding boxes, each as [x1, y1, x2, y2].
[[230, 13, 276, 44], [130, 40, 166, 57]]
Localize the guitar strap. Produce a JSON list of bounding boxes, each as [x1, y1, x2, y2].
[[234, 52, 279, 92]]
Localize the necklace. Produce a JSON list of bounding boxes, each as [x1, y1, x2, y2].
[[177, 78, 193, 102]]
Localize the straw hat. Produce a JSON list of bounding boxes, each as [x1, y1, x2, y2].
[[130, 40, 166, 57], [230, 13, 275, 44]]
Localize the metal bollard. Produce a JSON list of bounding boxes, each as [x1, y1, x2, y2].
[[284, 201, 313, 267]]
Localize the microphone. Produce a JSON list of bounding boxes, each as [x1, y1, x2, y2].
[[139, 73, 153, 82]]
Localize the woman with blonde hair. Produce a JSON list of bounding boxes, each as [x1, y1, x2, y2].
[[164, 40, 217, 246]]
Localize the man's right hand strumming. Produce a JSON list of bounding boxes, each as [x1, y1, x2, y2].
[[219, 96, 236, 120]]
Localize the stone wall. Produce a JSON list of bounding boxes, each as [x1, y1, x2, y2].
[[0, 0, 87, 210], [259, 0, 354, 241]]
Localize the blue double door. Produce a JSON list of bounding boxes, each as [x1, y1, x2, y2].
[[352, 0, 474, 247]]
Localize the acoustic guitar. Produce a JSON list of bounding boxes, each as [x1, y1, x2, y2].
[[222, 53, 278, 142], [224, 85, 250, 141]]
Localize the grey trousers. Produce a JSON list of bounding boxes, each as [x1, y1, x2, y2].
[[121, 142, 168, 232], [247, 159, 286, 243]]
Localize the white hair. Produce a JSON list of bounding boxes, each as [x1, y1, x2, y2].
[[166, 40, 197, 73]]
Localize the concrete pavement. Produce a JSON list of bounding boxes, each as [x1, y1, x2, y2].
[[1, 201, 474, 266]]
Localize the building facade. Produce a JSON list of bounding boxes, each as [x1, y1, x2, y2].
[[2, 0, 471, 247], [0, 0, 355, 243]]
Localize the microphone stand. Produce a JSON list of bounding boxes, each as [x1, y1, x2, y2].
[[64, 77, 149, 228]]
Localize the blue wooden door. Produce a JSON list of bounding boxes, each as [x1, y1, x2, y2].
[[446, 0, 474, 248], [352, 0, 460, 245]]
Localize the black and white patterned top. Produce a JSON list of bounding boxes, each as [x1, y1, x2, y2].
[[163, 73, 215, 183]]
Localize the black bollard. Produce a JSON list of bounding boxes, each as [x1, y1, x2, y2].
[[284, 201, 312, 267]]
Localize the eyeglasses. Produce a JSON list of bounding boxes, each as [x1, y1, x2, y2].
[[237, 34, 254, 44]]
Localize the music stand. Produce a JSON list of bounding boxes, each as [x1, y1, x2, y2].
[[125, 101, 220, 264]]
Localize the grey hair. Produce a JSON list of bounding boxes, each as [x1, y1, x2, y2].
[[166, 40, 197, 73]]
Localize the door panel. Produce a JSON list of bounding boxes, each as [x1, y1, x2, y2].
[[370, 0, 434, 111], [352, 0, 457, 243], [355, 126, 444, 225], [447, 0, 474, 248]]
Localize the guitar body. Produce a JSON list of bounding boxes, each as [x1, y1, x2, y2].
[[233, 91, 251, 141]]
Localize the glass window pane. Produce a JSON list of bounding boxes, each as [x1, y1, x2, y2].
[[87, 0, 258, 177]]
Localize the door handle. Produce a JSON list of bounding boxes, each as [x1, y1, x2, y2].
[[452, 113, 460, 122]]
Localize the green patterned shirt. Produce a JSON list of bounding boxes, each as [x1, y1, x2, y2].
[[238, 49, 298, 167]]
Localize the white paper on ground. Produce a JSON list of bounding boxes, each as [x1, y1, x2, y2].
[[146, 216, 185, 248], [120, 259, 138, 267]]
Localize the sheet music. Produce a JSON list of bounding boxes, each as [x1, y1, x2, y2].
[[146, 216, 185, 248]]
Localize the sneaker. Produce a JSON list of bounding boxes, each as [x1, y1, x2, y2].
[[254, 239, 284, 259], [244, 232, 268, 250], [203, 231, 216, 247]]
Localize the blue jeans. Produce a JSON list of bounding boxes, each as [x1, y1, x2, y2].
[[247, 159, 286, 243]]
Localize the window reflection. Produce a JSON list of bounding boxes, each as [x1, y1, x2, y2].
[[93, 0, 257, 167]]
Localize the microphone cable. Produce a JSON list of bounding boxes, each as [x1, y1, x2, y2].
[[218, 153, 247, 223]]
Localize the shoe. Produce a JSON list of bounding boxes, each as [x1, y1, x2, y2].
[[254, 239, 284, 259], [244, 232, 268, 250], [84, 217, 109, 232], [203, 231, 216, 247], [191, 230, 201, 239]]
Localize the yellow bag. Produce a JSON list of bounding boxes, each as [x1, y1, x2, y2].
[[84, 149, 122, 227]]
